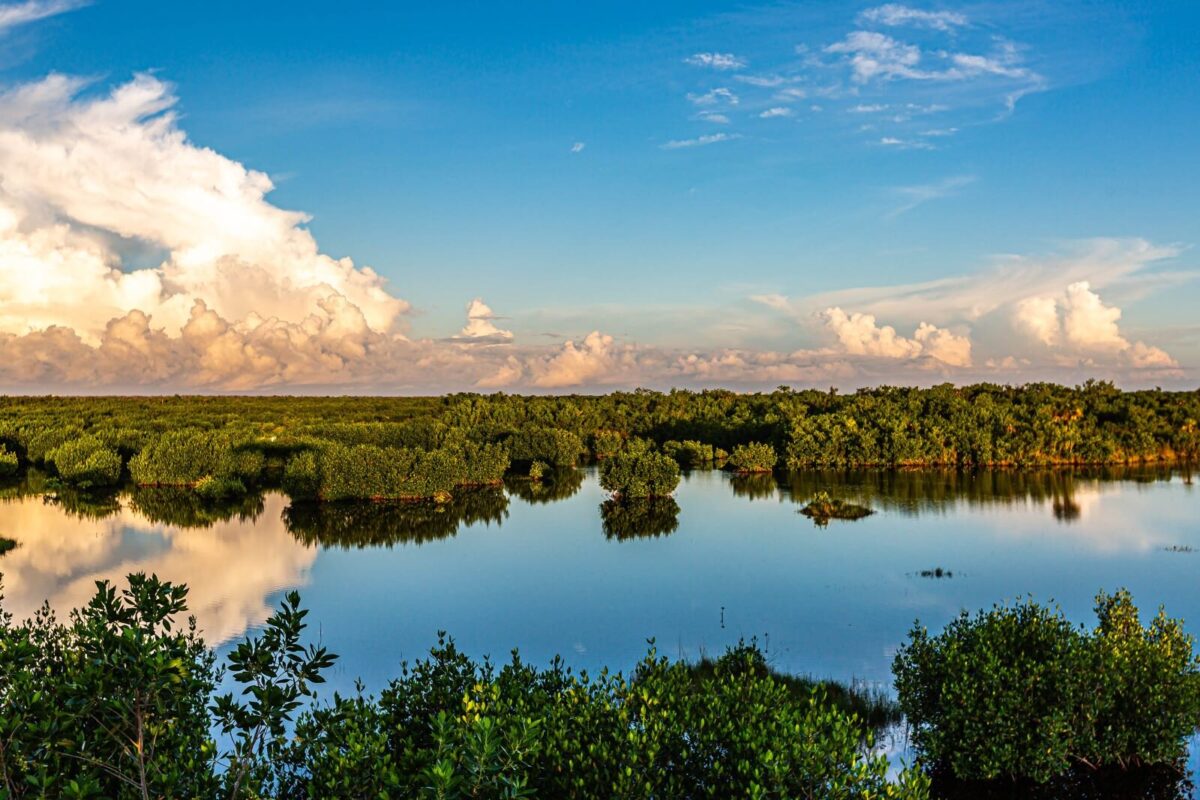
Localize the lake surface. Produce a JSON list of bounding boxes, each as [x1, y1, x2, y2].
[[1, 466, 1197, 699]]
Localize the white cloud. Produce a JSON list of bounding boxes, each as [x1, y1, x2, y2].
[[826, 31, 925, 82], [849, 103, 888, 113], [821, 307, 971, 366], [0, 73, 407, 345], [759, 107, 793, 118], [684, 52, 746, 70], [450, 298, 514, 344], [858, 4, 968, 32], [0, 0, 84, 33], [694, 111, 731, 124], [686, 87, 739, 106], [661, 132, 740, 150], [570, 141, 586, 153], [1013, 281, 1177, 368]]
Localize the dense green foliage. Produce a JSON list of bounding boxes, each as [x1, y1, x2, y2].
[[47, 435, 123, 488], [129, 430, 262, 491], [0, 574, 929, 799], [726, 441, 778, 473], [598, 450, 681, 498], [0, 382, 1196, 507], [895, 591, 1200, 784]]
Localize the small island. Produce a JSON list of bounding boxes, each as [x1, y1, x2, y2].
[[799, 491, 873, 525]]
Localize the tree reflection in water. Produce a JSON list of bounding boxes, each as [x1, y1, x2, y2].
[[778, 466, 1177, 522], [505, 468, 584, 505], [729, 472, 778, 501], [284, 487, 509, 548], [600, 498, 680, 541], [128, 486, 266, 528]]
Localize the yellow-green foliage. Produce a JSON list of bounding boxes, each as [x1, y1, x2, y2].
[[599, 450, 680, 498], [0, 445, 17, 478], [306, 443, 465, 501], [506, 426, 586, 468], [47, 435, 123, 487], [129, 430, 259, 489], [726, 441, 777, 473]]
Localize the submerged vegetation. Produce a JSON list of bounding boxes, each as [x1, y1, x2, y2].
[[800, 491, 874, 524], [0, 574, 930, 799]]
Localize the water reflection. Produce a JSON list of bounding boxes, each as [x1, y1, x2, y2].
[[505, 468, 584, 504], [600, 498, 681, 540], [128, 487, 267, 528], [285, 488, 509, 548], [777, 466, 1185, 522], [729, 473, 778, 501], [0, 491, 315, 644]]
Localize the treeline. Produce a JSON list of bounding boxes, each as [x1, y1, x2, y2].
[[0, 382, 1196, 503], [1, 574, 1197, 798]]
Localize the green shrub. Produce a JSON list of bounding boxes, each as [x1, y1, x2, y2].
[[456, 441, 509, 486], [505, 427, 586, 468], [599, 450, 680, 498], [0, 536, 16, 555], [307, 444, 465, 501], [130, 430, 245, 488], [528, 460, 546, 481], [800, 491, 873, 525], [47, 435, 123, 487], [894, 591, 1200, 784], [726, 441, 777, 473], [663, 439, 717, 468], [282, 450, 320, 500], [23, 425, 83, 464], [274, 635, 930, 799], [591, 429, 625, 460], [0, 445, 17, 478]]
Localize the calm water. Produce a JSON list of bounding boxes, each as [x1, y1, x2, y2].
[[1, 466, 1197, 698]]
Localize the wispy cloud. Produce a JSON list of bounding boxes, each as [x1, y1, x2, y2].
[[670, 5, 1046, 152], [759, 107, 793, 119], [686, 87, 739, 106], [887, 174, 975, 218], [684, 52, 746, 70], [857, 4, 968, 33], [661, 132, 740, 150], [0, 0, 85, 33], [570, 141, 586, 153]]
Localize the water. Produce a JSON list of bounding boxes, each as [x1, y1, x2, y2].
[[3, 466, 1198, 789], [2, 466, 1196, 692]]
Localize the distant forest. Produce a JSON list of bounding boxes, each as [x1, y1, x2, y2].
[[0, 382, 1196, 503]]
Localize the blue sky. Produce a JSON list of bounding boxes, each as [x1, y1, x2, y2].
[[0, 0, 1197, 391]]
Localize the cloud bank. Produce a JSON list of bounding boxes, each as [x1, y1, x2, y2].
[[0, 73, 1189, 392]]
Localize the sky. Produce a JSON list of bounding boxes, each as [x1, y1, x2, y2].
[[0, 0, 1197, 392]]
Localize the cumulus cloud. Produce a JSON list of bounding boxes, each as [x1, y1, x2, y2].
[[857, 4, 968, 32], [821, 307, 972, 366], [1013, 282, 1177, 368], [450, 298, 514, 344], [0, 0, 84, 33], [759, 107, 793, 118], [684, 52, 746, 70], [0, 73, 407, 343]]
